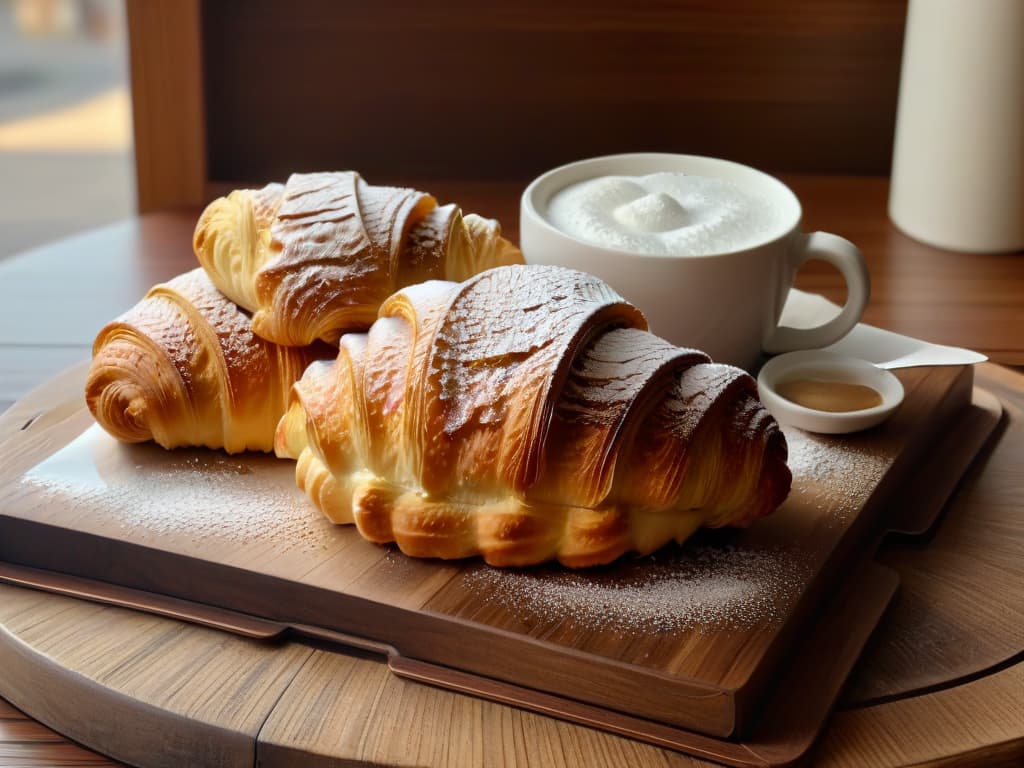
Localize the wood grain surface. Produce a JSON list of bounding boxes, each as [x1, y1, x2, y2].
[[3, 576, 1020, 768], [0, 332, 1004, 766], [126, 0, 205, 213], [0, 698, 120, 767], [0, 366, 1020, 767], [0, 177, 1022, 767], [844, 367, 1024, 705], [1, 359, 969, 750], [196, 0, 906, 185], [0, 582, 307, 768]]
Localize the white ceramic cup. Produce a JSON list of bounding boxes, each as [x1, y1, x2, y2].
[[520, 153, 870, 369]]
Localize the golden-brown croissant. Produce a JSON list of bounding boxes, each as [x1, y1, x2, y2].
[[86, 269, 332, 454], [276, 265, 791, 567], [193, 171, 524, 347]]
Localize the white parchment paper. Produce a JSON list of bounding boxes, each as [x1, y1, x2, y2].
[[780, 289, 988, 369]]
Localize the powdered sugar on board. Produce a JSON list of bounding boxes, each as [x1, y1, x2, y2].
[[785, 428, 891, 525], [463, 542, 813, 634], [460, 428, 888, 635], [18, 424, 333, 554], [15, 421, 889, 628]]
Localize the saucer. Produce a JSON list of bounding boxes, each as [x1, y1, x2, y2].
[[757, 350, 904, 434]]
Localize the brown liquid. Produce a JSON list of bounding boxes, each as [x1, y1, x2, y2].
[[776, 379, 883, 413]]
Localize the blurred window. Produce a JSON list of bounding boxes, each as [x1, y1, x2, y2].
[[0, 0, 133, 261]]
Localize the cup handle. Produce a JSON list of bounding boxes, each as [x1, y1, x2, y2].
[[763, 231, 871, 354]]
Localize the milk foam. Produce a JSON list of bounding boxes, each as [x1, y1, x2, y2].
[[545, 172, 782, 256]]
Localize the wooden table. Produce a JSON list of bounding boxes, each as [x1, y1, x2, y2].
[[0, 176, 1022, 767]]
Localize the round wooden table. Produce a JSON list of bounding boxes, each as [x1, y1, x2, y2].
[[0, 177, 1022, 767]]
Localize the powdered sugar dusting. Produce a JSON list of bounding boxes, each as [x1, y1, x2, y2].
[[429, 265, 635, 433], [464, 544, 811, 634], [786, 429, 890, 524], [559, 328, 705, 427], [663, 363, 753, 441], [19, 427, 331, 553]]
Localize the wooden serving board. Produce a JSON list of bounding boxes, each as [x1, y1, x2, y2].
[[0, 361, 998, 766]]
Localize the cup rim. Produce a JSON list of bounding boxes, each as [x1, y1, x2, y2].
[[521, 152, 803, 260]]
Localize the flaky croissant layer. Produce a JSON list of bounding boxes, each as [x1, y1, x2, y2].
[[86, 269, 331, 454], [276, 264, 791, 568], [193, 171, 524, 347]]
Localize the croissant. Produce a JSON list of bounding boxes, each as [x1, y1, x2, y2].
[[276, 265, 791, 568], [86, 269, 332, 454], [193, 171, 524, 347]]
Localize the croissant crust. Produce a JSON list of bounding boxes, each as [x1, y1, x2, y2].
[[193, 171, 524, 347], [86, 269, 331, 453], [276, 264, 791, 567]]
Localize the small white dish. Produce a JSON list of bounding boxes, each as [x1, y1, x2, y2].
[[757, 350, 905, 434]]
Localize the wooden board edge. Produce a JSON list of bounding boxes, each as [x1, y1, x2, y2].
[[725, 365, 977, 732], [376, 561, 898, 767], [0, 364, 991, 753], [741, 561, 899, 767], [0, 610, 257, 768], [388, 656, 767, 768], [819, 659, 1024, 767], [883, 386, 1004, 537], [0, 512, 740, 739], [0, 561, 289, 639]]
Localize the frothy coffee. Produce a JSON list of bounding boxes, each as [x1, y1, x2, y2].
[[545, 173, 782, 256]]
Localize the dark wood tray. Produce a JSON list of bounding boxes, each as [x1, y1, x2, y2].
[[0, 362, 1001, 766]]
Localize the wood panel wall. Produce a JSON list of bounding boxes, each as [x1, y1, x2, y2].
[[130, 0, 909, 209], [126, 0, 205, 212]]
